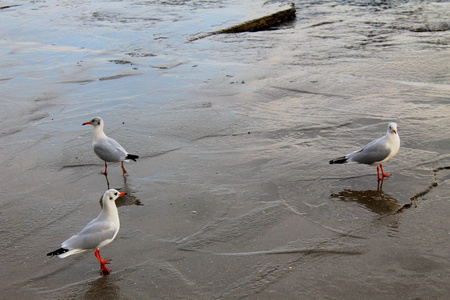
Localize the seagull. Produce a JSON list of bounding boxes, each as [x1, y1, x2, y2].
[[329, 122, 400, 181], [47, 189, 125, 276], [82, 117, 139, 175]]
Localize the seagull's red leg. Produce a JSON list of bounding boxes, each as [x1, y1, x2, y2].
[[121, 161, 128, 175], [94, 249, 111, 276], [377, 165, 386, 181], [379, 164, 391, 178], [101, 162, 108, 175]]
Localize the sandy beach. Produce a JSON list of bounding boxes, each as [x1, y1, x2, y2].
[[1, 0, 449, 299]]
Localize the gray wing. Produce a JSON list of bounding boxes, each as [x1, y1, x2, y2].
[[347, 137, 391, 165], [94, 138, 127, 162], [62, 220, 117, 250]]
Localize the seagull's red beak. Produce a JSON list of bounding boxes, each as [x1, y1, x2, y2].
[[119, 192, 126, 196], [393, 129, 397, 134], [82, 121, 91, 126]]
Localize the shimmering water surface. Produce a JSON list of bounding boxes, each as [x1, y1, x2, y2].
[[1, 0, 449, 299]]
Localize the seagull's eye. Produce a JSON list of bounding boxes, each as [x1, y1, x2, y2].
[[114, 192, 118, 196]]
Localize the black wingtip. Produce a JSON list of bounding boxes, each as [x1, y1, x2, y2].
[[329, 156, 347, 164], [47, 248, 69, 257], [126, 154, 139, 162]]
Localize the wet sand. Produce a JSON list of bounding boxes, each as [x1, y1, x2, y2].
[[1, 0, 450, 299]]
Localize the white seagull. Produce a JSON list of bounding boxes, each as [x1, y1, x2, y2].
[[47, 189, 125, 276], [329, 122, 400, 181], [82, 117, 139, 175]]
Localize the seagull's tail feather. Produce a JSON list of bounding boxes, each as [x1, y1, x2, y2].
[[126, 154, 139, 162], [47, 248, 69, 257], [329, 156, 347, 164]]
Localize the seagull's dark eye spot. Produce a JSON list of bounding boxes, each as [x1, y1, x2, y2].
[[114, 192, 118, 196], [109, 196, 113, 200]]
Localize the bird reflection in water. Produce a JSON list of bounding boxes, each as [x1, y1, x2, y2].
[[83, 276, 120, 299], [100, 173, 142, 207], [331, 187, 401, 216]]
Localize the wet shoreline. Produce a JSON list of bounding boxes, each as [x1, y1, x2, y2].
[[1, 0, 450, 299]]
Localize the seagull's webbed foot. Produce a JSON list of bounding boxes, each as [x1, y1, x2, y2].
[[95, 249, 112, 276], [100, 162, 108, 175], [377, 165, 388, 181], [379, 164, 391, 178], [99, 261, 111, 276]]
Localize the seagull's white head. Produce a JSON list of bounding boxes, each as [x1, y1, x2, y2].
[[388, 122, 398, 134], [82, 116, 103, 128], [103, 189, 126, 203]]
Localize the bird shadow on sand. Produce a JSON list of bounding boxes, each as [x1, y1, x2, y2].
[[100, 174, 142, 207]]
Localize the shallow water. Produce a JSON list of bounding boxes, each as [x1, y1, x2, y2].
[[1, 0, 449, 299]]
